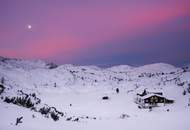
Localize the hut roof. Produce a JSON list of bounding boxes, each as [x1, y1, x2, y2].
[[140, 93, 165, 99]]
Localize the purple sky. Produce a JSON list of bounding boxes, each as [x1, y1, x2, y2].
[[0, 0, 190, 66]]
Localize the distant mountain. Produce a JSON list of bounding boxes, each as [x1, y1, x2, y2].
[[0, 56, 188, 89]]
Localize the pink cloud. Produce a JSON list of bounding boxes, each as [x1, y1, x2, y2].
[[0, 35, 82, 60], [55, 2, 190, 54]]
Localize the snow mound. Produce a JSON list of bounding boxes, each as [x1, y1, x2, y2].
[[106, 65, 134, 73], [134, 63, 177, 73]]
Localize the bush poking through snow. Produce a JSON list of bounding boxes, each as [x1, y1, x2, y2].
[[32, 114, 36, 118], [50, 112, 59, 121], [116, 88, 119, 93], [1, 90, 94, 122], [73, 118, 79, 122], [39, 107, 51, 115], [4, 97, 14, 103], [187, 85, 190, 94], [0, 84, 5, 94], [66, 117, 72, 121], [183, 90, 187, 95], [3, 95, 63, 121], [0, 77, 5, 84], [15, 116, 23, 125], [102, 96, 109, 100], [120, 114, 130, 119], [17, 97, 34, 108], [177, 82, 185, 86], [39, 106, 63, 121], [2, 91, 63, 121], [4, 96, 34, 108], [46, 62, 58, 69]]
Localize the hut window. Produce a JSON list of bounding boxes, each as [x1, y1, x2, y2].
[[150, 97, 154, 103], [154, 97, 158, 102]]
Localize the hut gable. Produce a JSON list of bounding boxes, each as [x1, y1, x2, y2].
[[142, 94, 165, 104]]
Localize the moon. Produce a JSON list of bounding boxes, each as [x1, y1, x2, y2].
[[27, 24, 32, 29]]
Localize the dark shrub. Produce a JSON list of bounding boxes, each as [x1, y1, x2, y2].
[[120, 114, 130, 119], [4, 97, 14, 103], [31, 107, 37, 112], [50, 107, 64, 117], [15, 116, 23, 125], [177, 82, 185, 86], [183, 90, 187, 95], [116, 88, 119, 93], [102, 96, 109, 100], [187, 85, 190, 93], [0, 84, 5, 94], [25, 98, 34, 108], [66, 117, 72, 121], [13, 97, 34, 108], [73, 118, 79, 122], [50, 112, 59, 121], [31, 93, 36, 97], [32, 114, 36, 118], [1, 77, 5, 84], [54, 83, 57, 87], [46, 62, 58, 69], [39, 107, 51, 115]]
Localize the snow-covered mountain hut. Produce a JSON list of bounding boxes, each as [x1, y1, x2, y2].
[[135, 90, 174, 108]]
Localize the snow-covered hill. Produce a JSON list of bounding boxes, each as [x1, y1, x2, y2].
[[0, 56, 190, 130]]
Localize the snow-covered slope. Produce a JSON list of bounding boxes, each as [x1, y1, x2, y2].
[[0, 57, 190, 130]]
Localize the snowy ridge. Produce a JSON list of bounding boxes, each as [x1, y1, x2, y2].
[[134, 63, 177, 73]]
